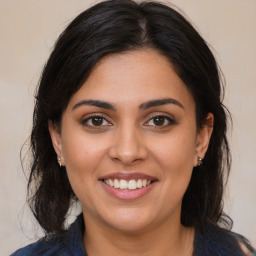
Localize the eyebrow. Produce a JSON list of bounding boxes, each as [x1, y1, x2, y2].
[[72, 97, 184, 111], [139, 98, 184, 110], [72, 99, 116, 111]]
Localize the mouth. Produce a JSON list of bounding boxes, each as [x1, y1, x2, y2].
[[100, 178, 155, 190], [98, 173, 158, 200]]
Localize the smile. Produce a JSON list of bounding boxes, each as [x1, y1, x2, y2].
[[99, 173, 158, 200], [103, 179, 152, 190]]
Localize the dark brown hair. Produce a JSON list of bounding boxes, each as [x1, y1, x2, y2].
[[28, 0, 231, 234]]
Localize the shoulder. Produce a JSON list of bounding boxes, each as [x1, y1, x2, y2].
[[10, 214, 87, 256], [9, 234, 69, 256], [194, 222, 256, 256]]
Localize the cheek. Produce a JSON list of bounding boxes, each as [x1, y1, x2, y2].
[[61, 127, 108, 168], [60, 128, 109, 192], [60, 134, 109, 210], [149, 128, 196, 197], [151, 131, 196, 173]]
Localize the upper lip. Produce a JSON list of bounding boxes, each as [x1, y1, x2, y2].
[[99, 172, 157, 181]]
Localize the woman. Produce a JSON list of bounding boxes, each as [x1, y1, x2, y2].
[[11, 0, 255, 255]]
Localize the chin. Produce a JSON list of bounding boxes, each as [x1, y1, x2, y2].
[[103, 209, 156, 234]]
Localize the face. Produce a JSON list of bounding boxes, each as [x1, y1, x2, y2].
[[49, 49, 213, 234]]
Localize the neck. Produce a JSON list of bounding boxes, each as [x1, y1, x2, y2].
[[83, 215, 194, 256]]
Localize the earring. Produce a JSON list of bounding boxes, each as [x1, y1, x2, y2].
[[57, 156, 62, 167], [198, 156, 203, 166]]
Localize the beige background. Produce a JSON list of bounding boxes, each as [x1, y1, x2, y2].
[[0, 0, 255, 255]]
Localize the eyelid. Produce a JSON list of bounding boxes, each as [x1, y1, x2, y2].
[[80, 112, 176, 128], [144, 113, 176, 127], [81, 113, 113, 127]]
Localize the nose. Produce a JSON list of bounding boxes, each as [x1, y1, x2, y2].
[[108, 125, 147, 166]]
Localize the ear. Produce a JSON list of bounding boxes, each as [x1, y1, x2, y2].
[[194, 113, 214, 167], [48, 120, 65, 166]]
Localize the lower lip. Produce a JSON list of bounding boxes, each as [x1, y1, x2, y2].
[[100, 181, 156, 200]]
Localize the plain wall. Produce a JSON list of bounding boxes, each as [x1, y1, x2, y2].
[[0, 0, 255, 255]]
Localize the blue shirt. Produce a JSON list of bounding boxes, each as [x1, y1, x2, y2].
[[10, 214, 255, 256], [10, 215, 86, 256]]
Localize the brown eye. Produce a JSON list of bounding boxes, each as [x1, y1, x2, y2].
[[153, 116, 165, 126], [91, 116, 104, 126], [82, 115, 111, 128], [145, 115, 176, 127]]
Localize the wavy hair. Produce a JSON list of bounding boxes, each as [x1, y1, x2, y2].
[[28, 0, 231, 234]]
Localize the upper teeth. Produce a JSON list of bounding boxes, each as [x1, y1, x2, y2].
[[104, 179, 151, 190]]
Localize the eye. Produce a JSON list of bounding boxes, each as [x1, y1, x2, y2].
[[82, 115, 111, 128], [145, 115, 175, 127]]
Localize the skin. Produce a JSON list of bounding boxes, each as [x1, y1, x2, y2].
[[49, 49, 213, 256]]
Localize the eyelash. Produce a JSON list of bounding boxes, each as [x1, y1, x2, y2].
[[81, 114, 176, 129], [81, 114, 112, 128], [144, 115, 176, 128]]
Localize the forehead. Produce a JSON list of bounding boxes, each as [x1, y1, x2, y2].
[[67, 49, 195, 111]]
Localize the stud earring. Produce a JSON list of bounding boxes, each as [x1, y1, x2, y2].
[[198, 156, 203, 166], [57, 156, 62, 167]]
